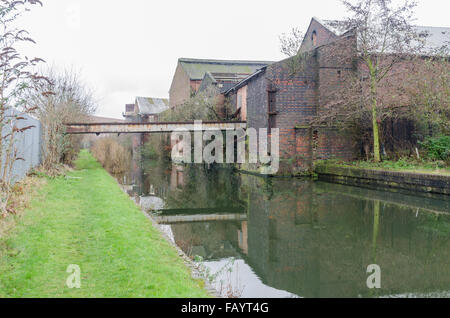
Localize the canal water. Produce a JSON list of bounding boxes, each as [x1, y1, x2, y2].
[[120, 159, 450, 298]]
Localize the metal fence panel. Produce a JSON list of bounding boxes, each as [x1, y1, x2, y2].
[[1, 108, 42, 184]]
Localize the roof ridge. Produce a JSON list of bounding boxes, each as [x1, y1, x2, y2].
[[178, 57, 275, 64], [224, 67, 267, 95], [314, 16, 450, 30], [414, 25, 450, 30], [136, 96, 168, 100]]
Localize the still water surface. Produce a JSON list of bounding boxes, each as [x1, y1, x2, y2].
[[120, 160, 450, 298]]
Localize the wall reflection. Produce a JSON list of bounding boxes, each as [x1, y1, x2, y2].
[[126, 157, 450, 298]]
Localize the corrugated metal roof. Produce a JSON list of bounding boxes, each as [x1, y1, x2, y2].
[[224, 67, 267, 95], [88, 115, 125, 123], [136, 97, 170, 115], [313, 17, 348, 36], [199, 71, 251, 93], [415, 26, 450, 52], [179, 58, 274, 80], [314, 17, 450, 52]]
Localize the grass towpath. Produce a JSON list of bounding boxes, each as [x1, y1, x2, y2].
[[0, 150, 209, 298]]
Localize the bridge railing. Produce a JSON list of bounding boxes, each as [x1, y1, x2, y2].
[[65, 121, 247, 134]]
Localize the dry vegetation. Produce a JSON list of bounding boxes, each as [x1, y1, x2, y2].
[[0, 0, 47, 216], [91, 138, 131, 175], [1, 1, 95, 217], [160, 86, 233, 122], [281, 0, 449, 163], [0, 175, 46, 258], [32, 69, 97, 172]]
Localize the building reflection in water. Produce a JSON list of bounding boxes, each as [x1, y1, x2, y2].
[[126, 156, 450, 298]]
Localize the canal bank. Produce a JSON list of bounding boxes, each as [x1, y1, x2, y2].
[[122, 156, 450, 298], [315, 163, 450, 196], [0, 150, 210, 297]]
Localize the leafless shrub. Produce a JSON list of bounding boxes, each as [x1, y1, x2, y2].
[[217, 261, 245, 298], [279, 27, 304, 57], [404, 54, 450, 136], [0, 0, 46, 217], [91, 138, 131, 175], [160, 85, 232, 122], [31, 68, 96, 172]]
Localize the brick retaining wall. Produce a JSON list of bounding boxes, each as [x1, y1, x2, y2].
[[315, 164, 450, 195]]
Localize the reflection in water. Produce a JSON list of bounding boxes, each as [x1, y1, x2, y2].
[[121, 158, 450, 298]]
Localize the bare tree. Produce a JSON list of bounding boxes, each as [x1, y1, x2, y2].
[[343, 0, 427, 161], [279, 27, 304, 57], [316, 0, 429, 161], [32, 68, 97, 171], [0, 0, 46, 216]]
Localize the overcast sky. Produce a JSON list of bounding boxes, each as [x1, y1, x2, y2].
[[16, 0, 450, 119]]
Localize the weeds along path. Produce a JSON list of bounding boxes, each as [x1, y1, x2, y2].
[[0, 150, 209, 298]]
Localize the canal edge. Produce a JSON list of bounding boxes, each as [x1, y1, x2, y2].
[[118, 183, 221, 298]]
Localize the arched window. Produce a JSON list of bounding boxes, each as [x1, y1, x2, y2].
[[312, 31, 317, 46]]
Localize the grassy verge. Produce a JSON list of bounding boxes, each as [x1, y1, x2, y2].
[[316, 158, 450, 176], [0, 150, 209, 298]]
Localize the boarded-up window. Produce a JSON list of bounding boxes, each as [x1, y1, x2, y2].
[[268, 90, 276, 132], [237, 86, 247, 121]]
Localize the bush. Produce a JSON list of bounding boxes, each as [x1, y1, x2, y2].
[[139, 140, 159, 160], [91, 138, 131, 175], [420, 136, 450, 162], [159, 85, 233, 122]]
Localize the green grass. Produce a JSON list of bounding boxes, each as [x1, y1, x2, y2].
[[0, 150, 209, 298], [318, 157, 450, 176]]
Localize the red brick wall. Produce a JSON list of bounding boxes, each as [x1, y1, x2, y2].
[[300, 18, 339, 53], [264, 55, 319, 171], [224, 36, 358, 174], [169, 63, 191, 108], [316, 35, 356, 110], [190, 80, 202, 94]]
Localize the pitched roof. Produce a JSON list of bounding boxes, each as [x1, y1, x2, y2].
[[88, 115, 125, 123], [178, 58, 274, 80], [135, 97, 169, 115], [199, 71, 251, 93], [415, 26, 450, 52], [313, 17, 450, 52], [224, 67, 268, 95], [312, 17, 349, 36]]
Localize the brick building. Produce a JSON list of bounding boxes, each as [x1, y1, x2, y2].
[[168, 58, 273, 108], [123, 96, 170, 123], [123, 96, 170, 151], [225, 17, 449, 174]]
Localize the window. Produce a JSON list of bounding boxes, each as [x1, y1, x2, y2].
[[312, 31, 317, 46], [237, 86, 247, 121], [268, 91, 276, 132]]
